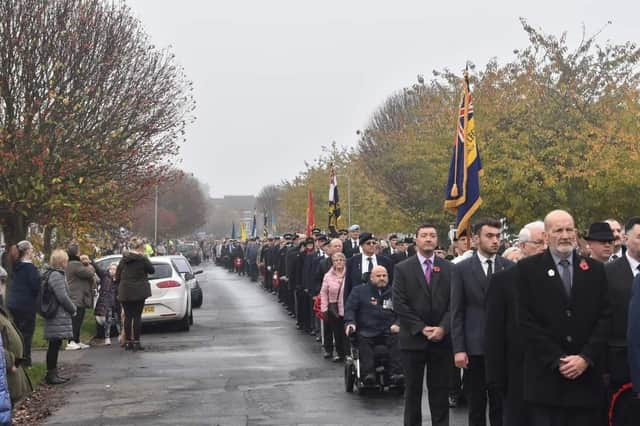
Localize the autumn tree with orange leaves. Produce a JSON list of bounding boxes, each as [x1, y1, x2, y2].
[[0, 0, 195, 246]]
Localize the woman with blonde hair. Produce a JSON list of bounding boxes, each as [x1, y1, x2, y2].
[[115, 237, 154, 351], [44, 249, 77, 384]]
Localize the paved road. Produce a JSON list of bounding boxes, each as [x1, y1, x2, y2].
[[45, 263, 469, 425]]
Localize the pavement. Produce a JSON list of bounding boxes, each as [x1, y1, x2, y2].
[[40, 263, 470, 425]]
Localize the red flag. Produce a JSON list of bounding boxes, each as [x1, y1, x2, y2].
[[306, 187, 315, 236]]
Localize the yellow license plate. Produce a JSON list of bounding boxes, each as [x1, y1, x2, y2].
[[143, 306, 154, 313]]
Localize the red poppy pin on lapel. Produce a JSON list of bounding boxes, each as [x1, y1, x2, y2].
[[433, 266, 441, 273], [579, 260, 589, 271]]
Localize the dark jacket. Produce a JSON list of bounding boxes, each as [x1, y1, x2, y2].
[[484, 266, 527, 422], [629, 274, 640, 393], [344, 283, 398, 338], [344, 254, 394, 306], [343, 239, 360, 259], [7, 261, 40, 315], [43, 269, 76, 340], [604, 255, 634, 384], [451, 252, 513, 355], [95, 273, 117, 316], [116, 252, 154, 302], [518, 250, 611, 407], [392, 255, 452, 351]]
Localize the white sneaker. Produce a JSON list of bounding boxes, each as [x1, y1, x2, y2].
[[104, 338, 111, 346], [78, 342, 90, 349], [65, 341, 81, 351]]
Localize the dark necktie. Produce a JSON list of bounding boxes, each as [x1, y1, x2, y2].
[[367, 257, 373, 273], [559, 259, 572, 297], [424, 259, 432, 285], [486, 259, 493, 278]]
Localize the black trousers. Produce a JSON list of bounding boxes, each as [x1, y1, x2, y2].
[[71, 306, 85, 343], [465, 355, 502, 426], [323, 313, 346, 358], [401, 348, 452, 426], [358, 334, 402, 377], [10, 309, 35, 366], [529, 405, 598, 426], [295, 289, 309, 330], [450, 365, 463, 396], [46, 339, 63, 371], [122, 300, 145, 341]]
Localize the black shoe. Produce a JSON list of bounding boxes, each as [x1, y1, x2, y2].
[[133, 341, 145, 351], [322, 349, 332, 359], [45, 370, 66, 385], [124, 341, 134, 351], [363, 373, 376, 386], [315, 336, 321, 342], [332, 355, 342, 362], [309, 330, 316, 336], [448, 394, 458, 408]]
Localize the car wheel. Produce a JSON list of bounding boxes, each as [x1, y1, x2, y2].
[[178, 309, 190, 332]]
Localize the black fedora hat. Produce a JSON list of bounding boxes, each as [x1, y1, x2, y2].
[[585, 222, 614, 242]]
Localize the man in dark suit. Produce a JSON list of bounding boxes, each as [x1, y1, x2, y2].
[[393, 223, 453, 426], [343, 224, 361, 258], [485, 221, 546, 426], [391, 238, 411, 265], [518, 209, 611, 426], [383, 234, 398, 257], [451, 217, 513, 426], [343, 232, 393, 305], [605, 217, 640, 416]]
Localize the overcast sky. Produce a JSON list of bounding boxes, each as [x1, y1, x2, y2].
[[127, 0, 637, 198]]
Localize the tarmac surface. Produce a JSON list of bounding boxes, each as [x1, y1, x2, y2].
[[43, 262, 470, 425]]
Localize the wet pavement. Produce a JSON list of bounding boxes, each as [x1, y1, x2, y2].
[[45, 263, 470, 425]]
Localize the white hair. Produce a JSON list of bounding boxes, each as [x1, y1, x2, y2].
[[518, 220, 545, 243]]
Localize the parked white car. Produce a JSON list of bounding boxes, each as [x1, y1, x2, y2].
[[94, 254, 193, 331]]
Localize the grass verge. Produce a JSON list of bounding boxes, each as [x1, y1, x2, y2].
[[32, 308, 96, 349], [26, 362, 47, 386]]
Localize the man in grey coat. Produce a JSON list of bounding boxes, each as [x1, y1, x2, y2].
[[451, 218, 513, 426]]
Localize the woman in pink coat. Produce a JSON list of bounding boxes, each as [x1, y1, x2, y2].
[[320, 252, 347, 362]]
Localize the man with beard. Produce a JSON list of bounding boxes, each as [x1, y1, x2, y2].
[[451, 218, 513, 426], [518, 210, 611, 426]]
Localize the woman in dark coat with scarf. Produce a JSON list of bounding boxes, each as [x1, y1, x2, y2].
[[115, 237, 154, 351], [7, 240, 40, 367]]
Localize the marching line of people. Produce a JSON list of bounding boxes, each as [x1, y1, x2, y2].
[[213, 211, 640, 426]]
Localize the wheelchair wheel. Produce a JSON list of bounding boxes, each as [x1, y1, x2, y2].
[[344, 362, 355, 393]]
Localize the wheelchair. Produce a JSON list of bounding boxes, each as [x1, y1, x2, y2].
[[344, 332, 404, 395]]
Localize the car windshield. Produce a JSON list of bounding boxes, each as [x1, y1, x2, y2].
[[177, 244, 196, 252], [172, 258, 191, 274], [148, 263, 173, 280]]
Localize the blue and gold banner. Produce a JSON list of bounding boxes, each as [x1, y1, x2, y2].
[[444, 72, 483, 237]]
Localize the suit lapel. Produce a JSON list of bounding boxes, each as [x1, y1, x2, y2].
[[430, 257, 442, 292]]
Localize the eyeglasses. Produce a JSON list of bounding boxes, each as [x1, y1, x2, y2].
[[364, 241, 377, 245]]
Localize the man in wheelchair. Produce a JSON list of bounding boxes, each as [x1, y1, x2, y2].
[[344, 265, 403, 387]]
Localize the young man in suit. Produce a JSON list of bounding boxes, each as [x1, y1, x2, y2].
[[343, 232, 393, 305], [605, 217, 640, 417], [484, 221, 546, 426], [451, 217, 513, 426], [518, 210, 611, 426], [393, 223, 453, 426], [343, 224, 361, 258]]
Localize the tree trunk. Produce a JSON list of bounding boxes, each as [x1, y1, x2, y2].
[[43, 224, 55, 261], [1, 213, 28, 248]]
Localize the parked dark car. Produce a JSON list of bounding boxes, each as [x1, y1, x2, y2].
[[177, 242, 202, 266], [170, 255, 203, 308]]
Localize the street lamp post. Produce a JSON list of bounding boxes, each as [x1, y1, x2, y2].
[[154, 184, 158, 247]]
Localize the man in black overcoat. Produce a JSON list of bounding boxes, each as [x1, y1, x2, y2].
[[518, 209, 611, 426]]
